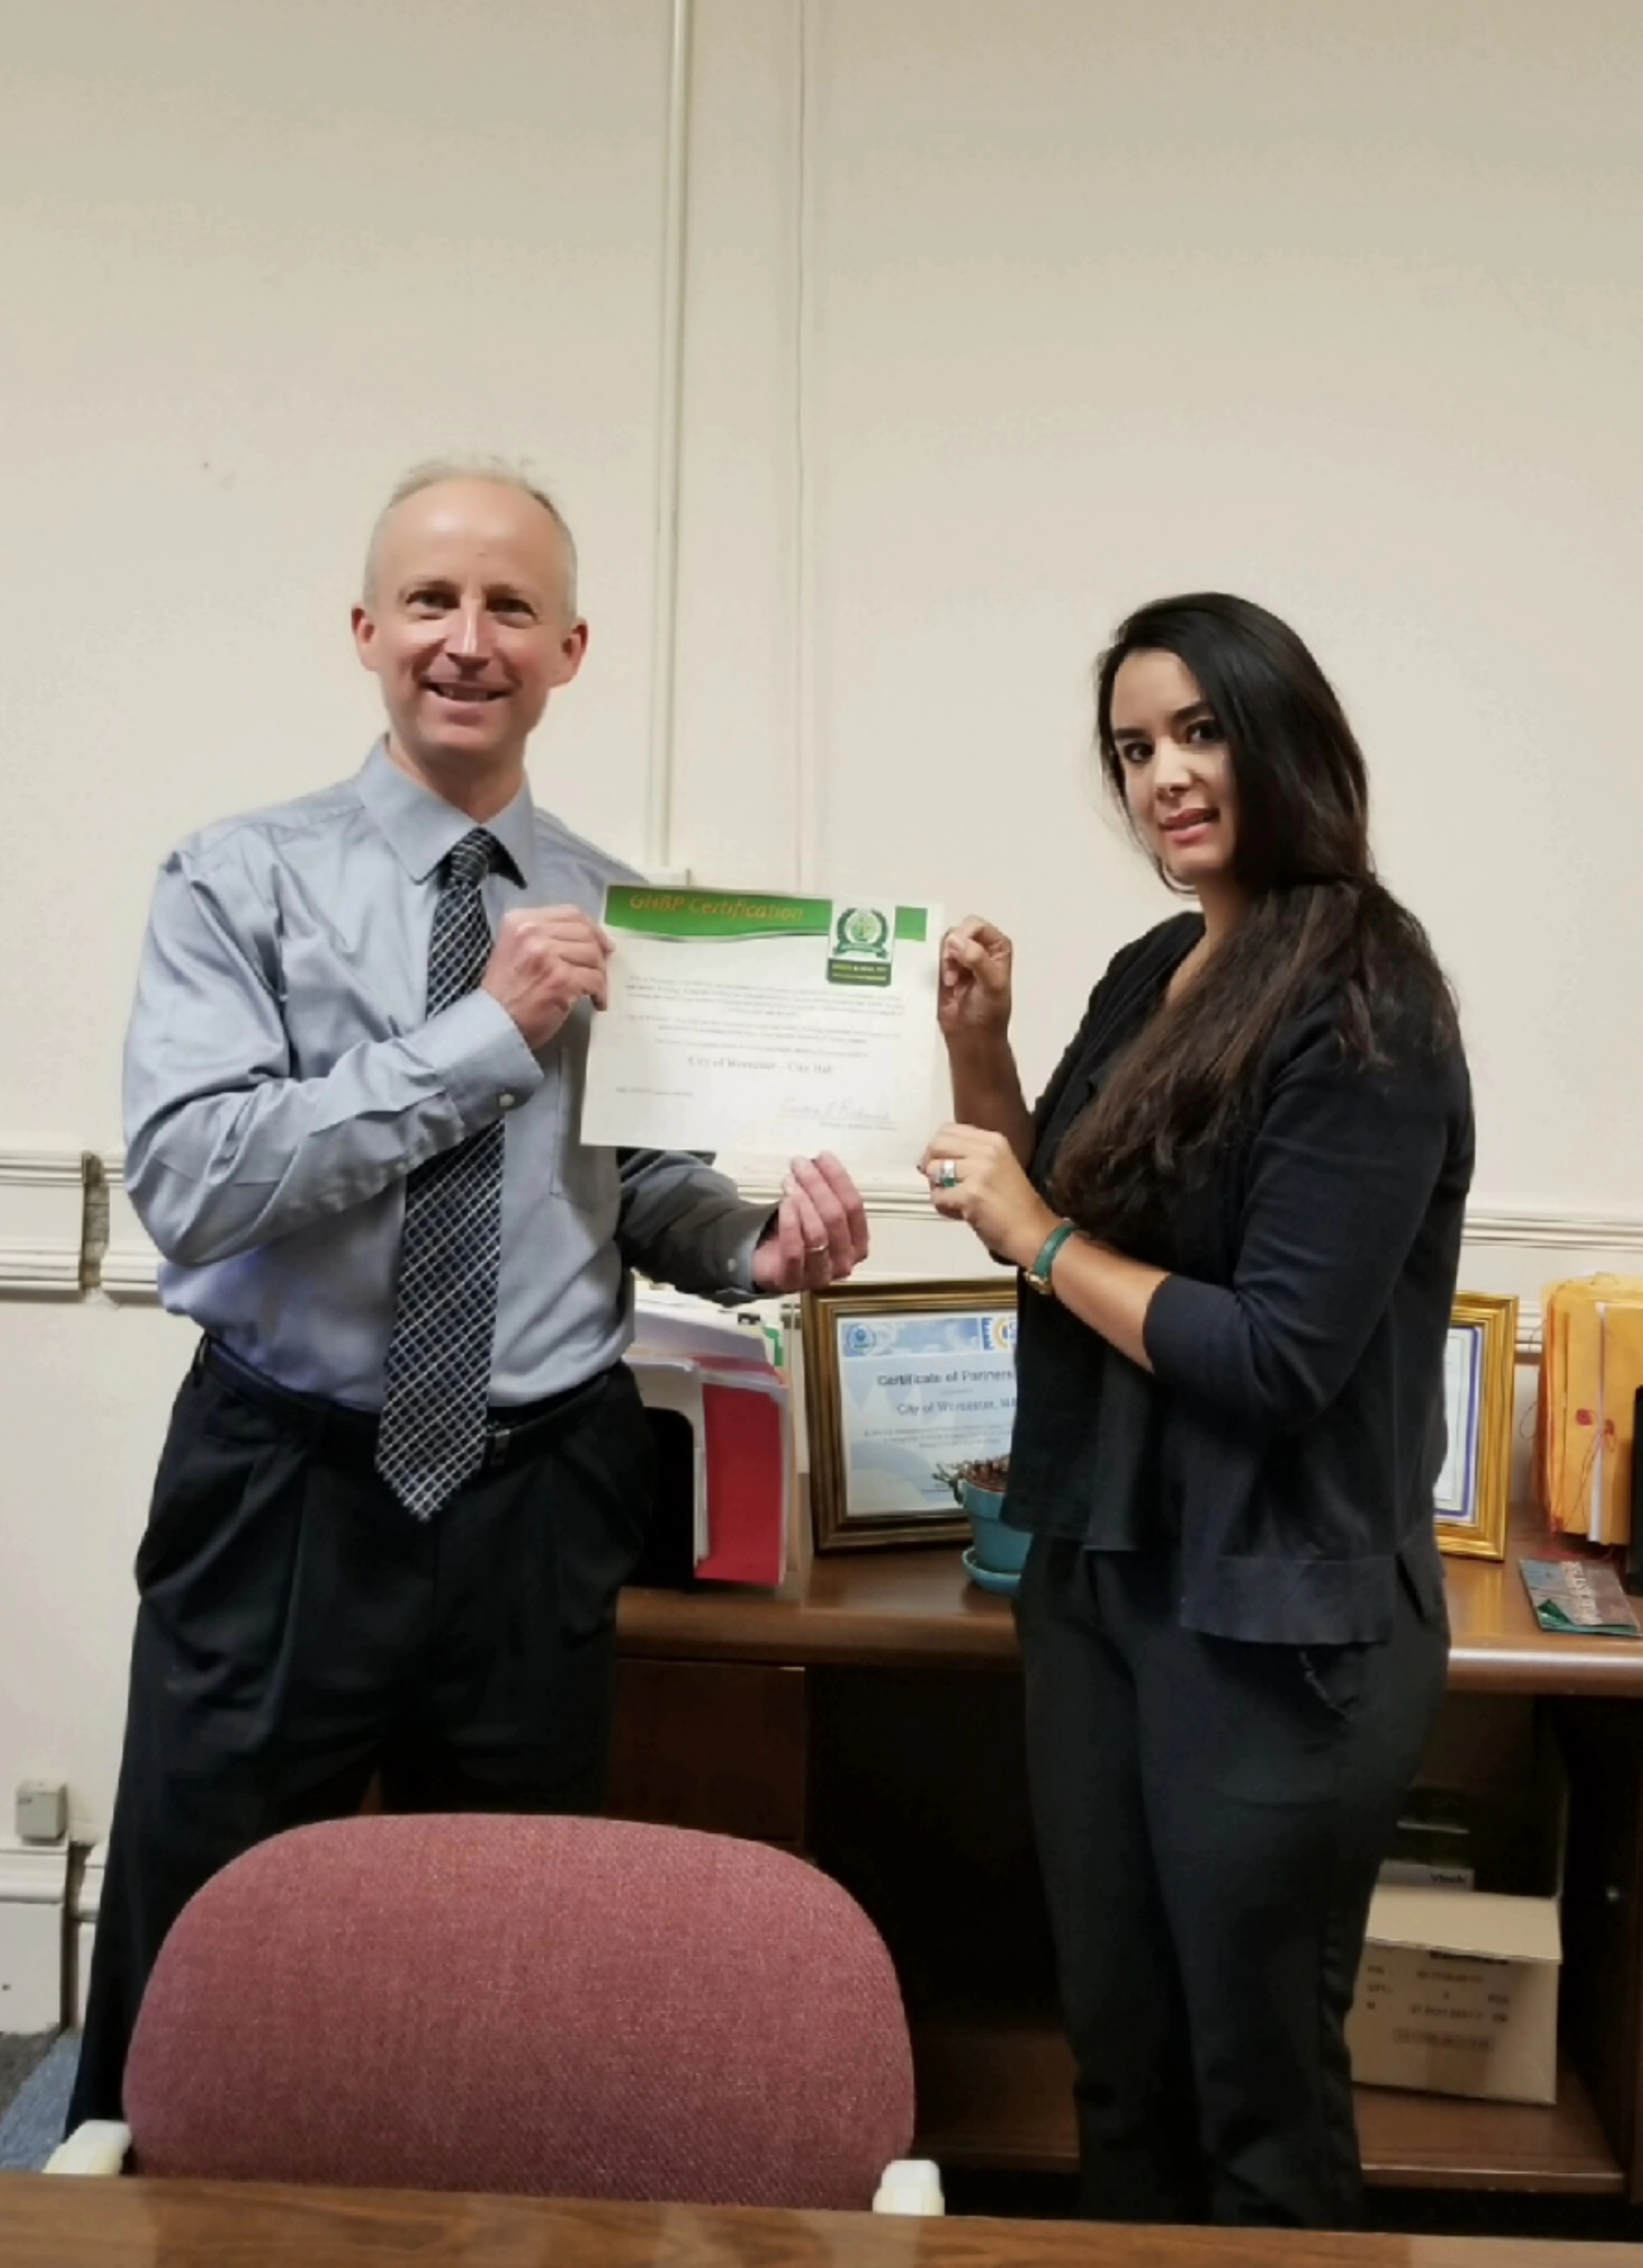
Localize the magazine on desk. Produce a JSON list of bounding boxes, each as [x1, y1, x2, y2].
[[1519, 1555, 1642, 1639]]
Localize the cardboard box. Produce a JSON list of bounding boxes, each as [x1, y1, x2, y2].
[[1347, 1885, 1561, 2104], [1346, 1725, 1566, 2105]]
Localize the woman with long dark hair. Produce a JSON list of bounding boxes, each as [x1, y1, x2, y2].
[[922, 592, 1471, 2227]]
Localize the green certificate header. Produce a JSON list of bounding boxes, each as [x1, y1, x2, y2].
[[605, 887, 928, 946]]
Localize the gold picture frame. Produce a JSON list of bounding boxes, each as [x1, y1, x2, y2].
[[1434, 1291, 1519, 1561], [801, 1278, 1018, 1552]]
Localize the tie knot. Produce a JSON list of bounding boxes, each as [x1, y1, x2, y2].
[[445, 829, 500, 890]]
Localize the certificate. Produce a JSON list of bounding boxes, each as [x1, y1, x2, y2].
[[1433, 1325, 1481, 1518], [581, 887, 942, 1177], [800, 1281, 1018, 1550], [1432, 1293, 1517, 1562]]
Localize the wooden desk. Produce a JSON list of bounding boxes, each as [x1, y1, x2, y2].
[[2, 2175, 1640, 2268], [619, 1529, 1643, 1694], [609, 1526, 1643, 2207]]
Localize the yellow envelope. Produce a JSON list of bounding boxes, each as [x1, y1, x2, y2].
[[1539, 1276, 1643, 1543]]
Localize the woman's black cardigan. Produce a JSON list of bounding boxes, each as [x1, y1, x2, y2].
[[1003, 913, 1474, 1647]]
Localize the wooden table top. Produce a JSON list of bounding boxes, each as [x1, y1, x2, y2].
[[618, 1519, 1643, 1696], [2, 2176, 1639, 2268]]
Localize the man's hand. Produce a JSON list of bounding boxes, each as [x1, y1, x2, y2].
[[751, 1152, 871, 1293], [481, 906, 612, 1050]]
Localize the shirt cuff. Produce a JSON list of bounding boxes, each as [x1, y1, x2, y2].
[[415, 991, 546, 1131], [720, 1203, 779, 1298], [694, 1197, 776, 1306]]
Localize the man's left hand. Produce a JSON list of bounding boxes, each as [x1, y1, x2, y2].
[[751, 1152, 871, 1293]]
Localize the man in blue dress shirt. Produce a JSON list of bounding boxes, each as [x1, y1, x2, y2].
[[69, 460, 869, 2124]]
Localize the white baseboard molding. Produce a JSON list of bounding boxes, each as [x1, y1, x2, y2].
[[0, 1842, 70, 2036], [72, 1845, 107, 1930], [70, 1845, 107, 2032]]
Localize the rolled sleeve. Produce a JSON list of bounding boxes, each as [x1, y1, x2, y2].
[[1142, 1030, 1454, 1435], [617, 1149, 775, 1299]]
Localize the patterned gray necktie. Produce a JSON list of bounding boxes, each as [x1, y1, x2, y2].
[[375, 828, 507, 1517]]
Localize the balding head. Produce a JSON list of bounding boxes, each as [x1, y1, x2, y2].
[[352, 464, 589, 818], [362, 457, 579, 621]]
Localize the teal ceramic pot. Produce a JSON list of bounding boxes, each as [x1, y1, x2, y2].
[[962, 1478, 1031, 1575]]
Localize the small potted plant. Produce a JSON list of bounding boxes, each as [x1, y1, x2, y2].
[[936, 1456, 1028, 1592]]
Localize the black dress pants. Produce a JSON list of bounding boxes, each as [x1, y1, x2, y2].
[[1015, 1537, 1448, 2228], [67, 1348, 654, 2128]]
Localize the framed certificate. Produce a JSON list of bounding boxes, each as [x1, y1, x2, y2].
[[801, 1280, 1018, 1551], [1434, 1291, 1519, 1560]]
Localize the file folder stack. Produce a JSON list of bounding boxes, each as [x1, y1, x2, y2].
[[625, 1292, 793, 1588], [1536, 1274, 1643, 1543]]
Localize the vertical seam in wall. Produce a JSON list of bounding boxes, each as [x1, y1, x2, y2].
[[791, 0, 817, 893], [79, 1154, 108, 1296], [645, 0, 694, 876]]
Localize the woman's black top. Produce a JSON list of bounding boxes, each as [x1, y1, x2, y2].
[[1002, 913, 1474, 1647]]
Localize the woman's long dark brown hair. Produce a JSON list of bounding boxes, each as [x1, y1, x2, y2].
[[1051, 593, 1458, 1248]]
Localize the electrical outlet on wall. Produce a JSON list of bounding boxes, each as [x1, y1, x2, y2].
[[15, 1781, 67, 1845]]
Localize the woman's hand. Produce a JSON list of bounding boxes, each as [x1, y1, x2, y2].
[[938, 919, 1014, 1047], [920, 1123, 1061, 1270]]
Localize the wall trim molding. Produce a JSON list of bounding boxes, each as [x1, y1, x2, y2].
[[1459, 1205, 1643, 1254], [98, 1249, 162, 1303], [737, 1174, 1643, 1249], [0, 1148, 88, 1299], [0, 1245, 85, 1300], [93, 1153, 158, 1305], [0, 1840, 70, 1909], [0, 1149, 84, 1189], [0, 1148, 1638, 1347]]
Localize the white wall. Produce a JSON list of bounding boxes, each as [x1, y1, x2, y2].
[[0, 0, 680, 1839], [3, 0, 1643, 1848]]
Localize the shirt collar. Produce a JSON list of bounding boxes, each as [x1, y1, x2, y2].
[[355, 739, 535, 887]]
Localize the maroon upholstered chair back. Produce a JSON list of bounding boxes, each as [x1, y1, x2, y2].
[[122, 1814, 914, 2207]]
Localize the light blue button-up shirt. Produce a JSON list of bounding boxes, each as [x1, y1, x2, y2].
[[123, 742, 769, 1407]]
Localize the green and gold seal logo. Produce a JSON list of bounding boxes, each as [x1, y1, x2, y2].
[[828, 904, 894, 986]]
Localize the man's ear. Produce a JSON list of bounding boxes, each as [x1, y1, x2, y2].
[[352, 603, 380, 674], [556, 617, 590, 687]]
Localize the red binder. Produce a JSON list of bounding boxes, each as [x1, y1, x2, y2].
[[697, 1357, 790, 1587], [626, 1305, 791, 1588]]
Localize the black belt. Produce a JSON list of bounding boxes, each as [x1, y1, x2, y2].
[[198, 1339, 615, 1484]]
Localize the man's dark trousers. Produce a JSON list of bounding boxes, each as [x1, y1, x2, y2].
[[67, 1345, 654, 2127]]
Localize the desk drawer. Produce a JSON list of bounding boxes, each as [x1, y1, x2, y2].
[[608, 1660, 808, 1847]]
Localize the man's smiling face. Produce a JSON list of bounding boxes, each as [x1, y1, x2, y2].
[[353, 477, 586, 802]]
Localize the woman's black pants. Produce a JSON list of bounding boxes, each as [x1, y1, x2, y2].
[[1015, 1538, 1448, 2227]]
